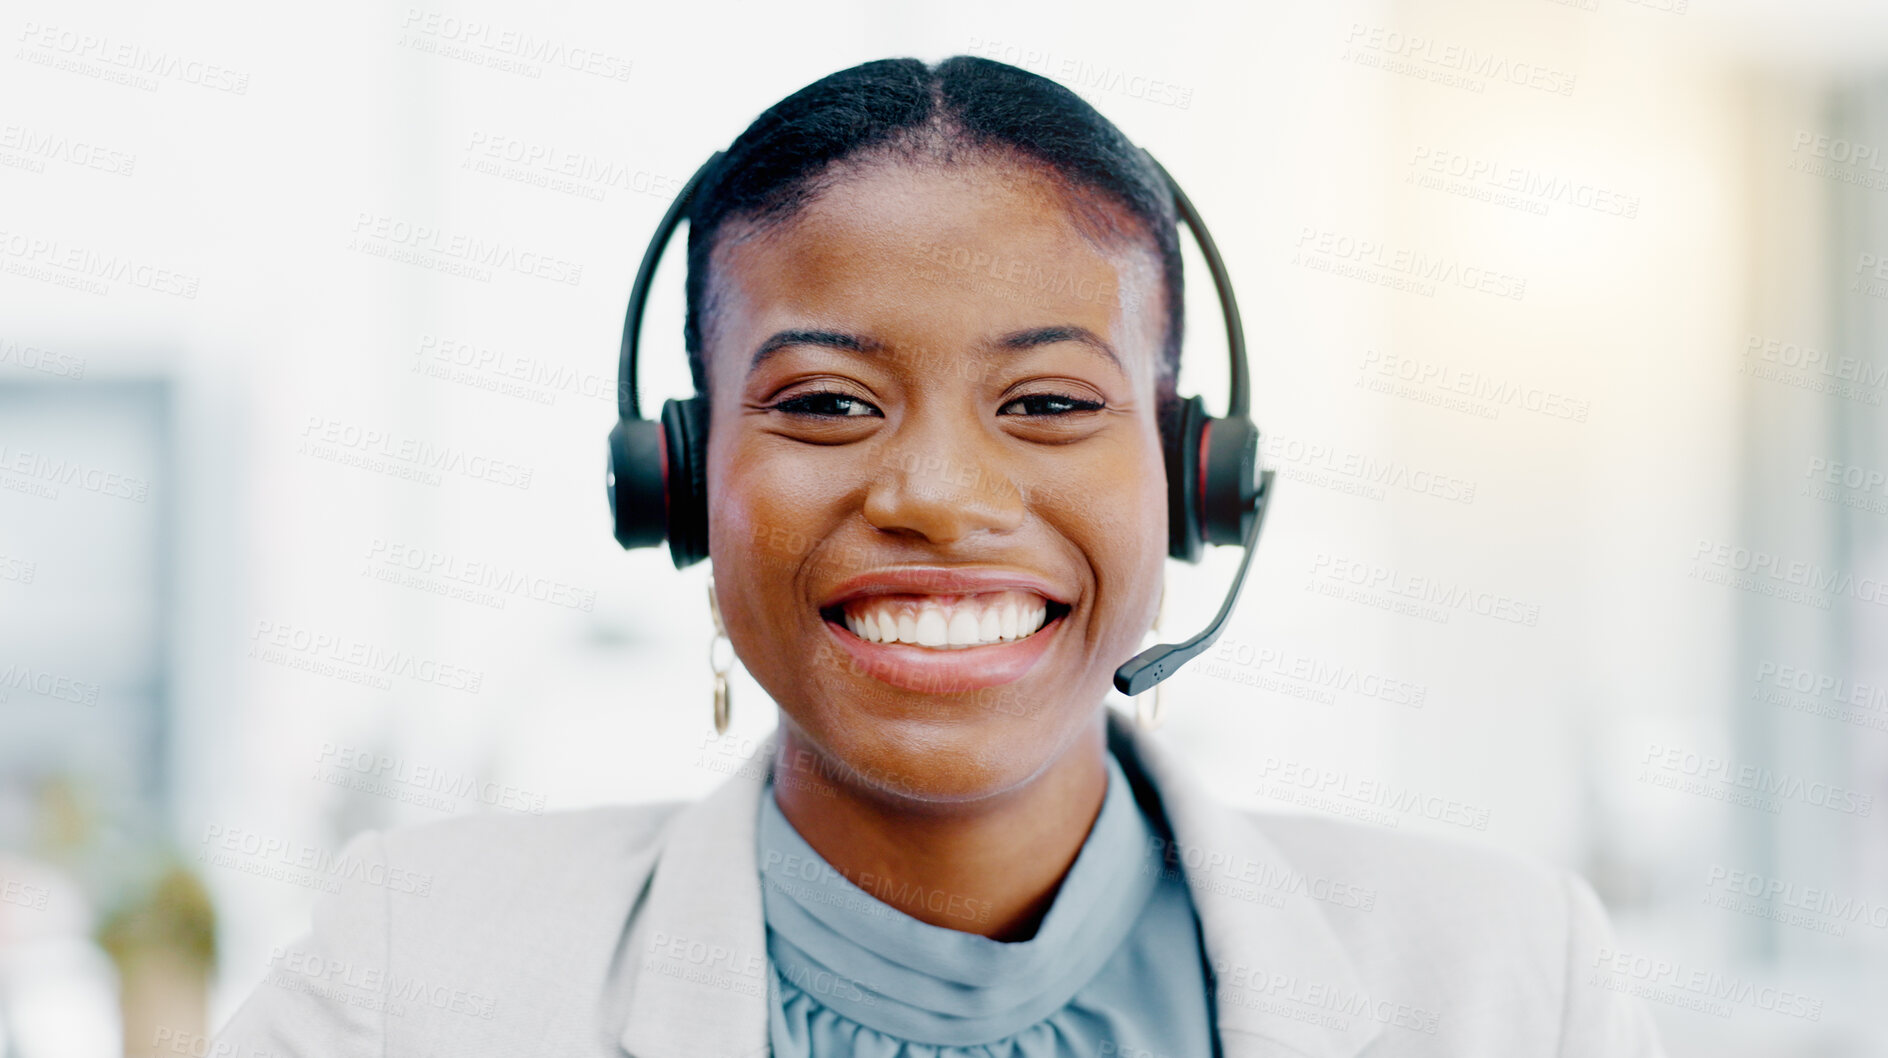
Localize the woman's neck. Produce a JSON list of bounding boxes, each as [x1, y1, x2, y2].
[[769, 714, 1112, 941]]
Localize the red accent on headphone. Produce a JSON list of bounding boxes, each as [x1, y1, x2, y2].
[[656, 426, 670, 523], [1196, 419, 1212, 532]]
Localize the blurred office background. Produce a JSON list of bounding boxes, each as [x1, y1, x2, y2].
[[3, 0, 1886, 1053]]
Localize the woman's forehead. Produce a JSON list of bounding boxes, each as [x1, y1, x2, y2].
[[754, 158, 1149, 267], [708, 160, 1166, 376]]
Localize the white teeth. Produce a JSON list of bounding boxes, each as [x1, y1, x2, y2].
[[978, 608, 1002, 642], [841, 592, 1056, 650], [915, 609, 948, 647], [947, 609, 981, 647]]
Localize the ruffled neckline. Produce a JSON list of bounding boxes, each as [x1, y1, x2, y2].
[[757, 754, 1162, 1047]]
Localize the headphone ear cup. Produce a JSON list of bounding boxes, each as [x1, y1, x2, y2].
[[1166, 396, 1208, 563], [660, 395, 711, 569], [1199, 415, 1261, 547], [607, 417, 669, 551]]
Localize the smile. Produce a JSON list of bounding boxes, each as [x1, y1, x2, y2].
[[816, 568, 1074, 693], [832, 590, 1061, 650]]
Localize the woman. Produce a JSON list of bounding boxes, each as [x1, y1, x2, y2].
[[218, 57, 1666, 1057]]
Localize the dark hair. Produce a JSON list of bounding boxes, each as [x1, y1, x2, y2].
[[682, 55, 1184, 428]]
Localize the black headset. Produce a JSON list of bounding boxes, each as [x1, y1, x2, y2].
[[607, 149, 1275, 698]]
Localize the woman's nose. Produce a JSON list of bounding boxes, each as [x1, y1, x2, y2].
[[861, 426, 1027, 545]]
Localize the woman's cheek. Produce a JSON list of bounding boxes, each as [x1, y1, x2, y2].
[[1072, 433, 1166, 543], [709, 452, 792, 641], [717, 435, 794, 534]]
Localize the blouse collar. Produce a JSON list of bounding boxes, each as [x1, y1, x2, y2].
[[756, 752, 1161, 1045], [617, 710, 1381, 1058]]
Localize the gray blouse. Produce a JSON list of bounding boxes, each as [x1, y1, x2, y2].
[[757, 751, 1218, 1057]]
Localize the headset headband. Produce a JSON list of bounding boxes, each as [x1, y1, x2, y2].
[[618, 151, 724, 422]]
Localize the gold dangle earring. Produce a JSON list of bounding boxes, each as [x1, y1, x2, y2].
[[1135, 581, 1168, 731], [707, 574, 734, 736]]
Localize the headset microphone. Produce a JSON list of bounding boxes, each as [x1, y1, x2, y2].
[[1111, 466, 1272, 697], [1111, 158, 1275, 697], [607, 148, 1276, 698]]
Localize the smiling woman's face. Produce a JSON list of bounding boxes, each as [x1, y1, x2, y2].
[[702, 156, 1169, 805]]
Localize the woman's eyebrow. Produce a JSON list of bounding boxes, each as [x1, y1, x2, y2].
[[745, 324, 1125, 376], [994, 325, 1125, 376], [749, 329, 884, 372]]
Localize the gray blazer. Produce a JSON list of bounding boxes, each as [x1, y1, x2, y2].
[[215, 712, 1666, 1057]]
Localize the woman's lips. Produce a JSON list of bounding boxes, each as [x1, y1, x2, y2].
[[819, 598, 1067, 694], [819, 566, 1072, 609]]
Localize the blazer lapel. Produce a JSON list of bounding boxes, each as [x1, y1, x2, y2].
[[1111, 712, 1384, 1058], [618, 748, 775, 1058]]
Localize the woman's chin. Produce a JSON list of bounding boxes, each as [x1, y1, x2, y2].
[[779, 693, 1103, 809]]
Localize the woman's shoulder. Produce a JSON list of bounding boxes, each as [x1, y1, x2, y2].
[[1243, 810, 1628, 1021], [1186, 809, 1665, 1055], [360, 799, 690, 895], [213, 800, 703, 1052], [381, 799, 688, 855], [1124, 724, 1575, 927], [1245, 808, 1566, 898], [1238, 807, 1581, 945]]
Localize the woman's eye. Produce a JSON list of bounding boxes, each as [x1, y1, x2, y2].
[[772, 391, 883, 418], [998, 393, 1105, 416]]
